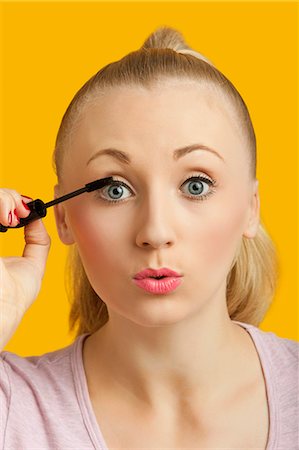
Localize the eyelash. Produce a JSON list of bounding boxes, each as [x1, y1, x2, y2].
[[95, 173, 218, 205]]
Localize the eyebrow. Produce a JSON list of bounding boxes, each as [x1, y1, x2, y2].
[[86, 143, 225, 166]]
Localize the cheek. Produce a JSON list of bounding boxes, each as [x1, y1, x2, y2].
[[68, 204, 137, 305], [66, 201, 126, 273], [196, 203, 245, 269]]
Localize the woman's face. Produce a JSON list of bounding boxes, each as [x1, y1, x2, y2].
[[55, 81, 259, 327]]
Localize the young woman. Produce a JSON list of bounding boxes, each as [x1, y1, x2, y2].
[[0, 27, 298, 450]]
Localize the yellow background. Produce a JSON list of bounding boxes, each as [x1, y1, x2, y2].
[[1, 2, 298, 355]]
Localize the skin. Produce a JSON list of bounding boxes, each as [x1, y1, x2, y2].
[[54, 80, 260, 425]]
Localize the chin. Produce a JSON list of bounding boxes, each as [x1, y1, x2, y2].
[[125, 300, 194, 328]]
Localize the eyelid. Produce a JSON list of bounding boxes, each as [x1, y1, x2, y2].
[[101, 169, 217, 187], [182, 171, 218, 187]]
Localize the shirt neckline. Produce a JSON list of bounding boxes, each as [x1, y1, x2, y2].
[[72, 320, 278, 450], [232, 320, 279, 449], [72, 332, 109, 450]]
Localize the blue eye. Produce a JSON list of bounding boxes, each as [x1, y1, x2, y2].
[[96, 180, 132, 203], [181, 175, 216, 201], [95, 175, 217, 204]]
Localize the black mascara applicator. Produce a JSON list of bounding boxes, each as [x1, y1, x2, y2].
[[0, 177, 113, 232]]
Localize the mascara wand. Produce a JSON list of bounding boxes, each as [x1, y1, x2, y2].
[[0, 177, 113, 233]]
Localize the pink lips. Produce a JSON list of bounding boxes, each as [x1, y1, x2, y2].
[[133, 267, 183, 294]]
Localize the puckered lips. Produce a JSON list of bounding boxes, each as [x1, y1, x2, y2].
[[133, 267, 182, 280], [132, 268, 183, 295]]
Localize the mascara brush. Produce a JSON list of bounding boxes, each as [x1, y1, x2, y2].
[[0, 177, 113, 233]]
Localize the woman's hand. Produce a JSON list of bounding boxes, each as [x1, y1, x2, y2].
[[0, 188, 51, 350]]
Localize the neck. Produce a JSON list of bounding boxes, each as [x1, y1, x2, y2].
[[84, 298, 249, 410]]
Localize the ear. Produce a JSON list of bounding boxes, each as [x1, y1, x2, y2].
[[53, 184, 75, 245], [243, 179, 260, 239]]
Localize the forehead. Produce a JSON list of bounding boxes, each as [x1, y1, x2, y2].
[[69, 81, 246, 166]]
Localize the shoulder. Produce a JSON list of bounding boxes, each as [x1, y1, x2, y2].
[[251, 324, 298, 366], [233, 320, 298, 361], [1, 340, 73, 374], [233, 320, 298, 383], [0, 336, 84, 397], [0, 335, 87, 424], [234, 321, 298, 443], [0, 335, 94, 449]]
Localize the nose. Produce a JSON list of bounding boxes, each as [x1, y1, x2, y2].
[[135, 191, 176, 249]]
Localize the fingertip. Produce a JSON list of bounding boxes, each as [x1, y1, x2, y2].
[[21, 195, 33, 206], [22, 200, 31, 211]]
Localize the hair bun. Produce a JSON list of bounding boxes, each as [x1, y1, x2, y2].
[[142, 26, 187, 51], [141, 26, 215, 67]]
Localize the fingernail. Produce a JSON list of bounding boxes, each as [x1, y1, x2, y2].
[[21, 195, 33, 200], [14, 209, 20, 224], [8, 211, 12, 225], [22, 200, 30, 210]]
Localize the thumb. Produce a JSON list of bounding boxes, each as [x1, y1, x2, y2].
[[22, 218, 51, 277]]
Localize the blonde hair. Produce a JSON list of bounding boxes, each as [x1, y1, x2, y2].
[[53, 27, 278, 338]]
